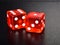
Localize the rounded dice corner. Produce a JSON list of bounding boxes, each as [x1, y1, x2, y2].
[[6, 9, 45, 34]]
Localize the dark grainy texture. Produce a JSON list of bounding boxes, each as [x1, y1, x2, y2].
[[0, 1, 60, 45], [1, 0, 60, 2]]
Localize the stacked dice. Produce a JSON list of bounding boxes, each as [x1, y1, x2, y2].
[[7, 9, 45, 33]]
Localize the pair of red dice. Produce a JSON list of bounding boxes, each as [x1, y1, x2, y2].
[[7, 9, 45, 33]]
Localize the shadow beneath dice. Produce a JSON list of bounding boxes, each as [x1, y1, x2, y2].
[[8, 28, 45, 45]]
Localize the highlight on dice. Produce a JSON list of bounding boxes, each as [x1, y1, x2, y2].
[[25, 12, 45, 33], [7, 9, 27, 30], [6, 9, 45, 33]]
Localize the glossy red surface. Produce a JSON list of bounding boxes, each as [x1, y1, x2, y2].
[[25, 12, 45, 33], [7, 9, 26, 30]]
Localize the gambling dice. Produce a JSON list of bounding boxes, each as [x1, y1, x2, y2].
[[25, 12, 45, 33], [7, 9, 26, 30]]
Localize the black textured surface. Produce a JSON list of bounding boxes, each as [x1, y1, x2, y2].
[[0, 1, 60, 45], [1, 0, 60, 2]]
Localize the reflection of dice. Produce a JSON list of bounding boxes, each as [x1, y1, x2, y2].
[[7, 9, 26, 30], [25, 12, 45, 33]]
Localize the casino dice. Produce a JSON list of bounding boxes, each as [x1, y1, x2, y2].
[[7, 9, 26, 30], [25, 12, 45, 33]]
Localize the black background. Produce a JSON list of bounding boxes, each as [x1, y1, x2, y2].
[[0, 0, 60, 45]]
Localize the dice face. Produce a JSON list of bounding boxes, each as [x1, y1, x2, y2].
[[25, 12, 45, 33], [7, 9, 26, 30]]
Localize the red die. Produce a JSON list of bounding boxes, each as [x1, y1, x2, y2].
[[7, 9, 26, 30], [25, 12, 45, 33]]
